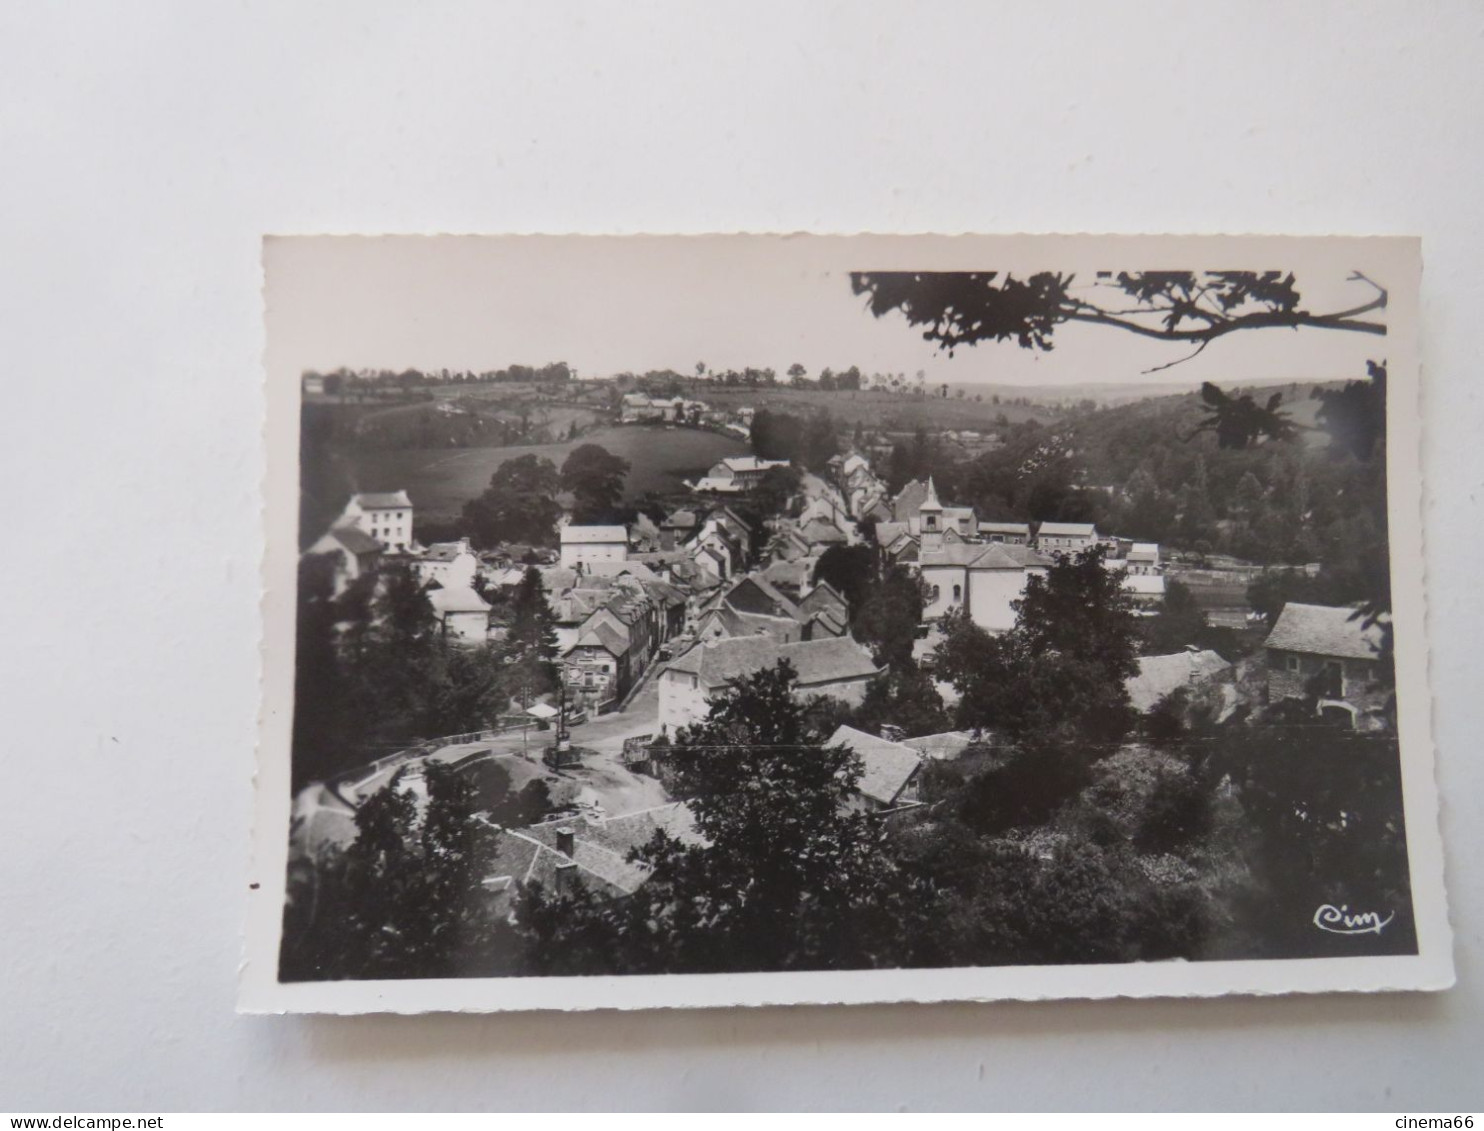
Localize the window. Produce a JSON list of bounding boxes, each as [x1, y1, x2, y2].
[[1286, 655, 1300, 672], [952, 584, 962, 602]]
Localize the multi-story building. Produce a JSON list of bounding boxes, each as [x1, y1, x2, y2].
[[559, 524, 629, 567], [339, 490, 414, 553]]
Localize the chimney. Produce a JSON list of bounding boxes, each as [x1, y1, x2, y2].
[[555, 860, 578, 896], [556, 826, 576, 857]]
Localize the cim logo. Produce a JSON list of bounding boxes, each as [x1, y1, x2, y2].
[[1313, 903, 1395, 936]]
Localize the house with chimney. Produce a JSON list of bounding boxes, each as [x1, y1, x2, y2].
[[658, 635, 883, 731], [415, 538, 479, 589], [482, 803, 703, 918]]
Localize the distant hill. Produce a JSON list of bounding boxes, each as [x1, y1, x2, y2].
[[947, 376, 1346, 408]]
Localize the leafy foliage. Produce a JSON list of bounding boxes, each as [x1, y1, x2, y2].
[[851, 270, 1387, 363], [280, 762, 518, 980], [461, 454, 562, 548], [560, 443, 631, 522], [518, 662, 934, 974], [1185, 382, 1301, 449], [934, 547, 1140, 742]]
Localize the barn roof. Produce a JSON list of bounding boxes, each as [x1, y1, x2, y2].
[[826, 725, 923, 807], [1266, 603, 1387, 661]]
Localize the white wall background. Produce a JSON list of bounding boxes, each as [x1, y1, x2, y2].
[[2, 0, 1481, 1111]]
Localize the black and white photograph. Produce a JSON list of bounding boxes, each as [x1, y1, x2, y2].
[[245, 233, 1449, 1012]]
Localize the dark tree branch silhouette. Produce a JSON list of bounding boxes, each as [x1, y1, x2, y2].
[[850, 270, 1387, 371]]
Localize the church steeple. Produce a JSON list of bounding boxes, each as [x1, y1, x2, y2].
[[921, 476, 943, 512], [919, 476, 943, 552]]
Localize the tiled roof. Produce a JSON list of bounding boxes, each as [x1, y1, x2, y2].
[[1125, 650, 1232, 712], [760, 558, 810, 591], [496, 803, 705, 898], [422, 541, 470, 563], [1122, 574, 1166, 596], [560, 524, 628, 544], [572, 620, 631, 655], [921, 543, 1048, 570], [903, 731, 978, 760], [892, 479, 928, 521], [721, 456, 790, 473], [319, 523, 380, 556], [1128, 543, 1160, 561], [1265, 603, 1387, 661], [581, 560, 659, 583], [1037, 521, 1097, 537], [799, 580, 848, 617], [800, 519, 848, 544], [725, 574, 800, 619], [427, 585, 490, 614], [826, 725, 923, 807], [979, 521, 1031, 536], [644, 579, 689, 608], [353, 490, 412, 510], [874, 520, 911, 547], [668, 635, 880, 688]]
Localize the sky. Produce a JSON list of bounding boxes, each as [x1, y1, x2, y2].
[[265, 235, 1397, 390]]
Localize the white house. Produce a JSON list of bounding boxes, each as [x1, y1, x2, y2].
[[307, 523, 382, 595], [416, 539, 479, 589], [427, 585, 491, 645], [705, 456, 791, 491], [919, 542, 1051, 632], [559, 524, 629, 567], [978, 521, 1032, 545], [1035, 521, 1098, 554], [340, 490, 414, 552], [658, 635, 882, 731], [1126, 542, 1161, 574]]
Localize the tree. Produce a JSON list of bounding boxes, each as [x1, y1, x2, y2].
[[851, 270, 1387, 370], [812, 544, 877, 611], [850, 664, 949, 738], [933, 547, 1140, 741], [461, 454, 562, 547], [751, 463, 802, 521], [1184, 382, 1301, 449], [518, 662, 932, 974], [1313, 360, 1387, 461], [1205, 722, 1414, 957], [560, 443, 631, 522], [787, 362, 807, 384], [506, 567, 559, 698], [851, 565, 927, 671], [283, 762, 515, 980], [1139, 578, 1208, 655]]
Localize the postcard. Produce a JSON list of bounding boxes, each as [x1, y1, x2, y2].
[[243, 233, 1451, 1012]]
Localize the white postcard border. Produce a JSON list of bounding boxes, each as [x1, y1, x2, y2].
[[243, 233, 1452, 1014]]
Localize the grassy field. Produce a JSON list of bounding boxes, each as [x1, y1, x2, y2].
[[339, 423, 749, 520], [697, 387, 1054, 430]]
